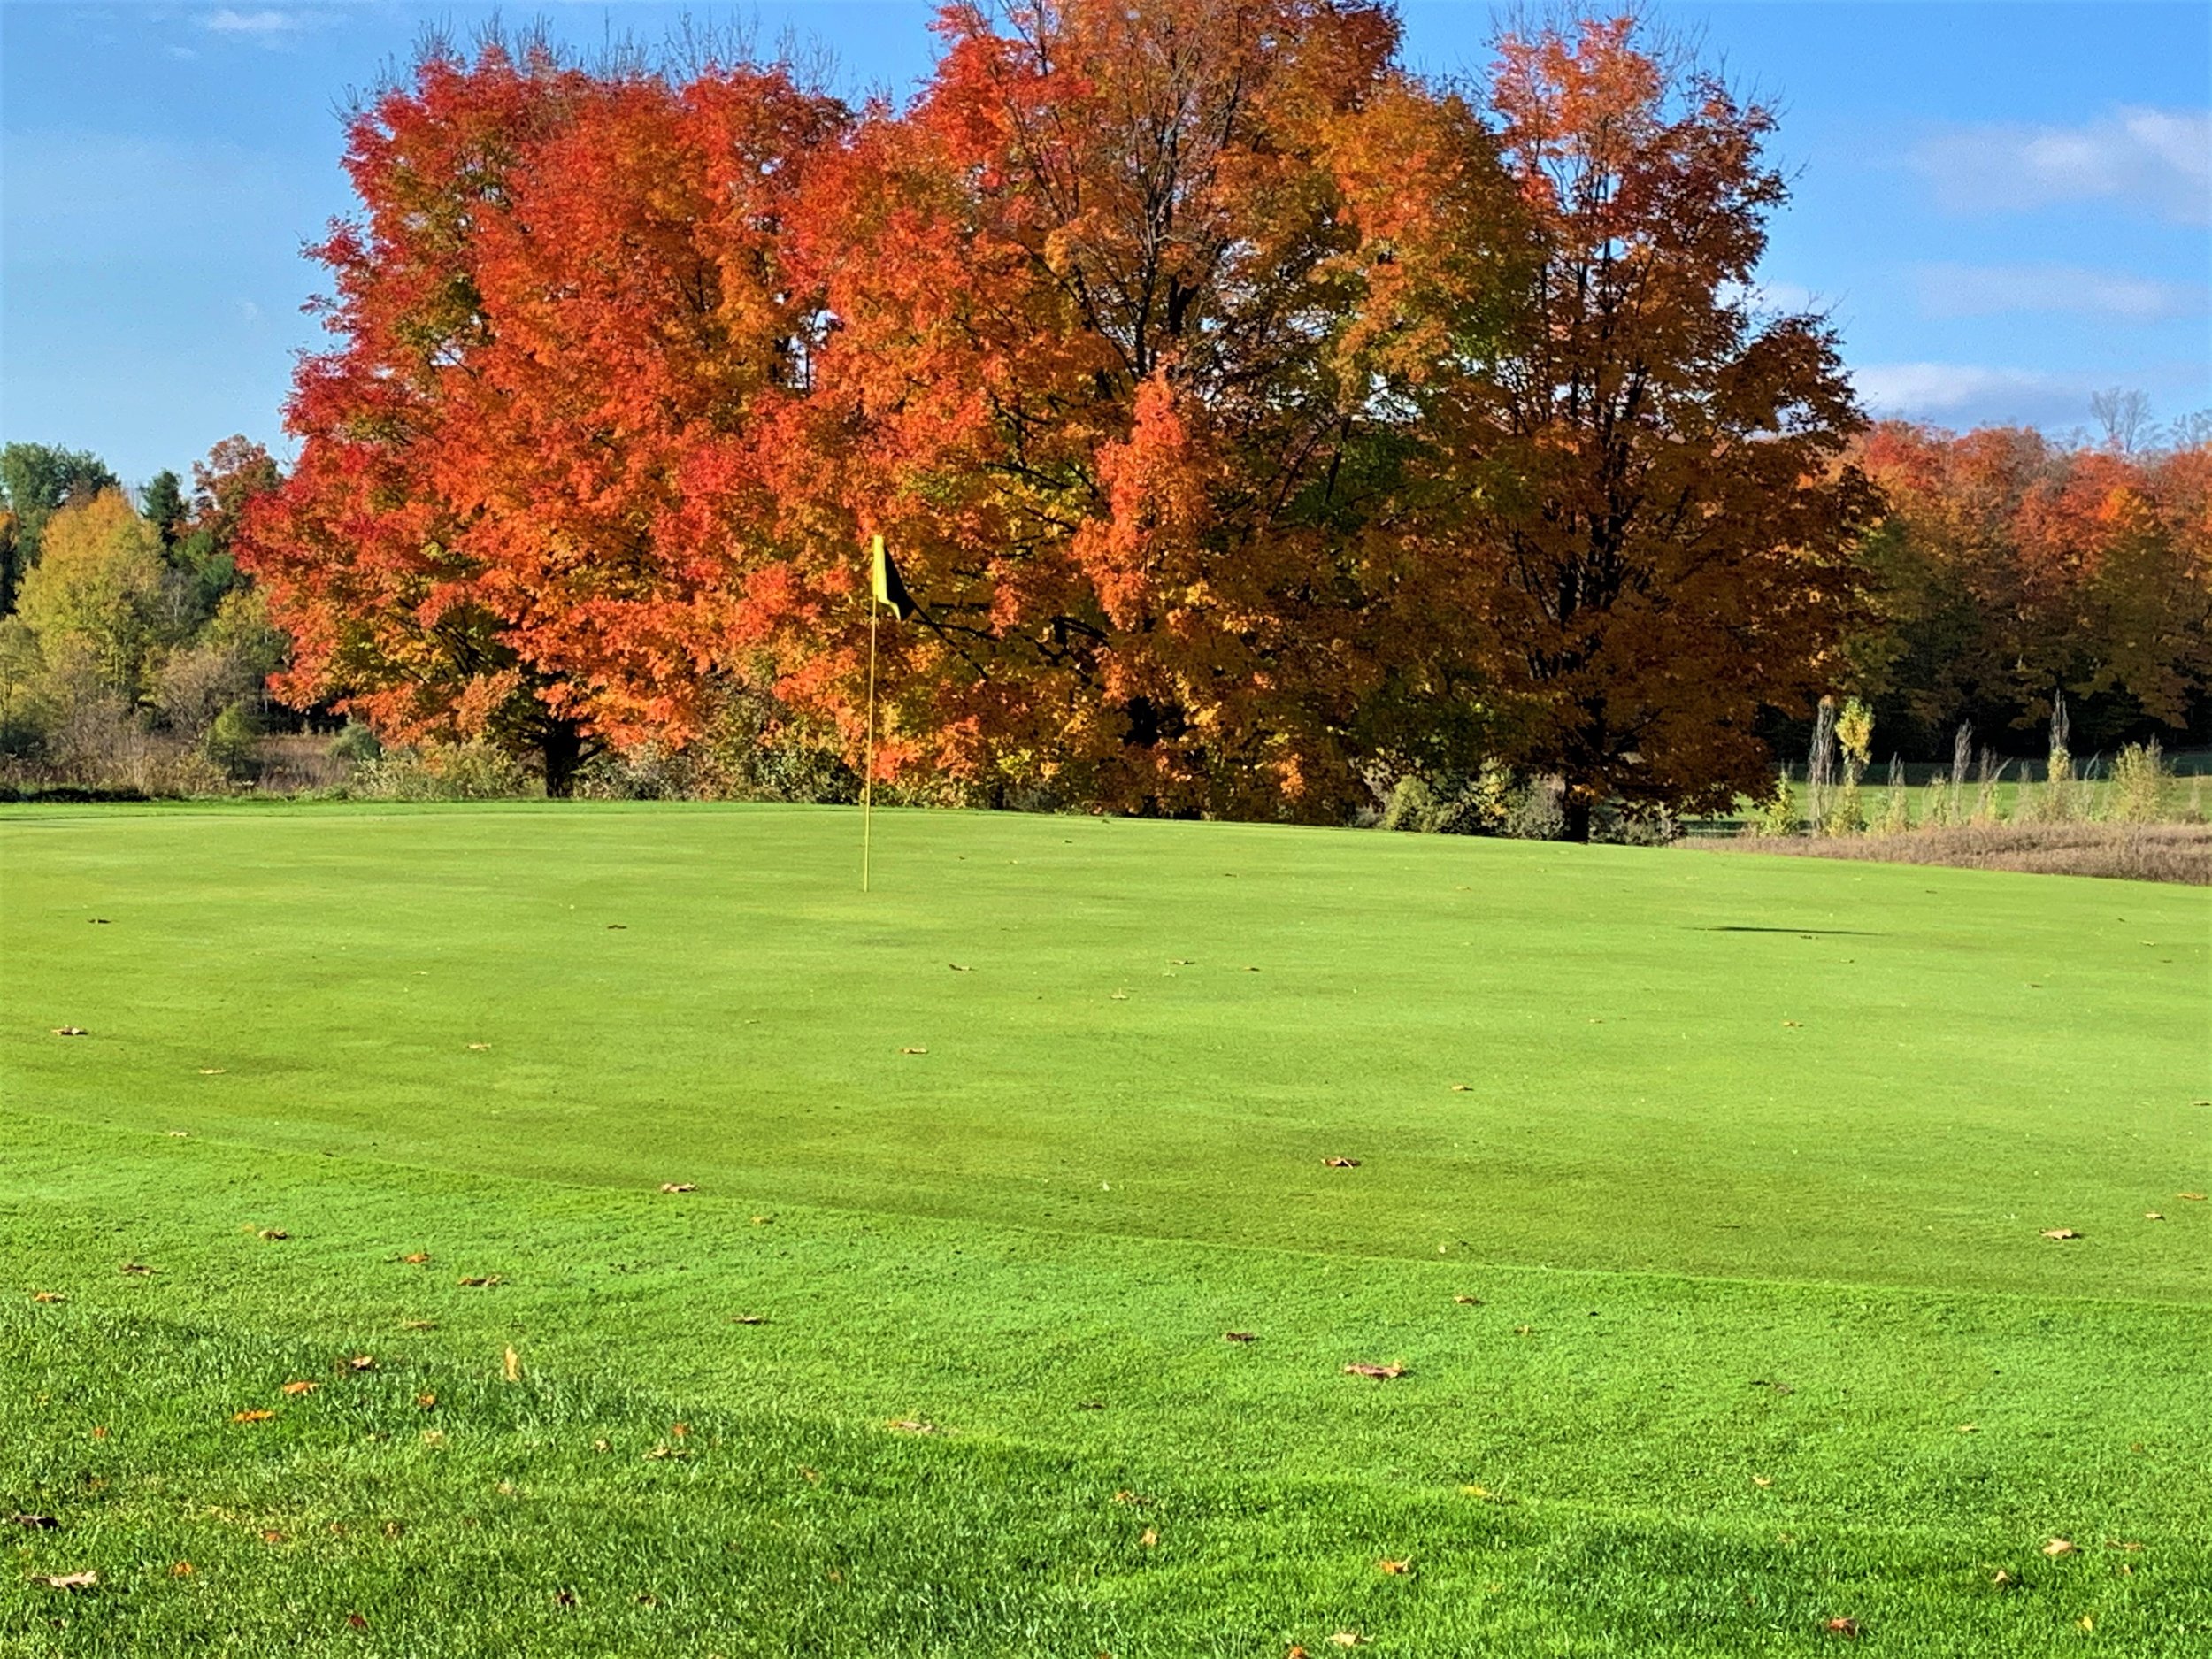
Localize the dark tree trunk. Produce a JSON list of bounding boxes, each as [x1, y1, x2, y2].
[[541, 719, 586, 799], [1561, 793, 1593, 843]]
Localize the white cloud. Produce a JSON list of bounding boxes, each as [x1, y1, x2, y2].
[[1916, 262, 2205, 322], [198, 9, 313, 39], [1915, 107, 2211, 225], [1849, 363, 2053, 418]]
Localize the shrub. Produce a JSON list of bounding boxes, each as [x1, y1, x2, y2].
[[2108, 741, 2170, 823]]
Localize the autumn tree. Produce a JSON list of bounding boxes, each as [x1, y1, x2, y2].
[[1, 442, 119, 613], [781, 0, 1521, 818], [1853, 422, 2212, 751], [242, 36, 849, 795], [1445, 16, 1874, 837]]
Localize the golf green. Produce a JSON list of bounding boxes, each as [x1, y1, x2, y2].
[[4, 803, 2207, 1655]]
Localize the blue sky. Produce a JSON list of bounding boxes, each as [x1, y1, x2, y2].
[[3, 1, 2207, 485]]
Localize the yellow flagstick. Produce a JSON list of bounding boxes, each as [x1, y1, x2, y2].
[[862, 535, 882, 893]]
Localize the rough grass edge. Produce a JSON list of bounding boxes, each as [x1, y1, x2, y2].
[[1683, 820, 2212, 885]]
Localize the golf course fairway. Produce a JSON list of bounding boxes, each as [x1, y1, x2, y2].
[[4, 802, 2207, 1655]]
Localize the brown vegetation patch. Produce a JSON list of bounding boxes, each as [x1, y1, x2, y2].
[[1686, 822, 2212, 885]]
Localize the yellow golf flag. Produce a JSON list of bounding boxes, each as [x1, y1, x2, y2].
[[871, 534, 916, 621]]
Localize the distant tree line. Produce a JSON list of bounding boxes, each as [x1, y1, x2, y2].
[[5, 6, 2207, 825]]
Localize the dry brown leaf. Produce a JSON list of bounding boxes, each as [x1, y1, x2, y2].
[[900, 1046, 928, 1056], [12, 1513, 58, 1529], [349, 1355, 375, 1371], [281, 1380, 319, 1396], [1752, 1475, 1774, 1488], [1323, 1156, 1361, 1169], [400, 1252, 431, 1265], [1377, 1557, 1413, 1575], [750, 1215, 773, 1226], [887, 1417, 938, 1434], [2078, 1616, 2094, 1632], [2039, 1228, 2080, 1240], [658, 1182, 695, 1194], [1343, 1362, 1407, 1379], [2145, 1211, 2165, 1220], [1821, 1617, 1859, 1637], [2042, 1538, 2077, 1556], [347, 1612, 368, 1630], [2180, 1192, 2208, 1202], [732, 1313, 769, 1325], [1327, 1634, 1366, 1648], [1990, 1569, 2016, 1586], [261, 1530, 286, 1545], [89, 1426, 108, 1440], [503, 1348, 521, 1383], [457, 1274, 503, 1287], [642, 1443, 687, 1461], [232, 1409, 273, 1423], [257, 1228, 289, 1241], [1288, 1647, 1309, 1659], [1956, 1424, 1978, 1434], [1139, 1528, 1158, 1548], [416, 1394, 437, 1409], [1224, 1331, 1258, 1343], [1781, 1020, 1802, 1028], [949, 963, 972, 972], [1515, 1324, 1535, 1336], [39, 1571, 96, 1591], [171, 1562, 193, 1577], [466, 1042, 490, 1051], [31, 1292, 65, 1304], [798, 1466, 820, 1485], [1449, 1083, 1472, 1092], [52, 1027, 88, 1037], [119, 1262, 154, 1276], [1454, 1294, 1482, 1305]]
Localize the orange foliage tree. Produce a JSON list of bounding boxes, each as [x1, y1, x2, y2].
[[1448, 16, 1875, 836], [1853, 422, 2212, 751]]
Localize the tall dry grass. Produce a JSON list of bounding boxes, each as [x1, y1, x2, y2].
[[1687, 821, 2212, 884]]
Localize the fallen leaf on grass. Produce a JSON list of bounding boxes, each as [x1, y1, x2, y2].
[[467, 1043, 491, 1051], [899, 1046, 928, 1056], [1821, 1617, 1859, 1637], [1378, 1558, 1413, 1575], [88, 918, 111, 926], [2078, 1616, 2095, 1632], [2039, 1229, 2081, 1241], [1454, 1294, 1482, 1305], [1781, 1020, 1802, 1029], [1343, 1363, 1407, 1379], [347, 1612, 368, 1630], [659, 1182, 695, 1194], [349, 1355, 375, 1371], [949, 964, 972, 972], [261, 1530, 286, 1545], [2146, 1211, 2165, 1221], [798, 1467, 820, 1485], [887, 1418, 938, 1434], [1169, 957, 1194, 966], [504, 1348, 522, 1383], [1289, 1647, 1309, 1659], [167, 1130, 189, 1137], [232, 1409, 273, 1423], [642, 1443, 687, 1461], [12, 1513, 58, 1529], [1224, 1331, 1257, 1343], [750, 1215, 774, 1226], [37, 1571, 96, 1591], [2177, 1191, 2206, 1202], [1752, 1475, 1774, 1488], [2042, 1538, 2077, 1557], [1139, 1528, 1158, 1548], [119, 1262, 154, 1276], [1449, 1084, 1472, 1092], [400, 1320, 436, 1332], [257, 1229, 289, 1241], [196, 1069, 226, 1076], [400, 1253, 431, 1265], [731, 1314, 769, 1325], [457, 1275, 503, 1287], [171, 1562, 193, 1577], [1112, 1490, 1140, 1505], [281, 1380, 319, 1396], [1327, 1633, 1367, 1648], [1990, 1569, 2016, 1586], [2106, 1540, 2145, 1552], [52, 1027, 88, 1038], [1515, 1324, 1536, 1337], [1956, 1424, 1979, 1433], [416, 1394, 436, 1409], [31, 1292, 65, 1304], [1323, 1156, 1361, 1169]]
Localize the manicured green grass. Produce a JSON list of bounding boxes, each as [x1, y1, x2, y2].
[[4, 803, 2208, 1655]]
